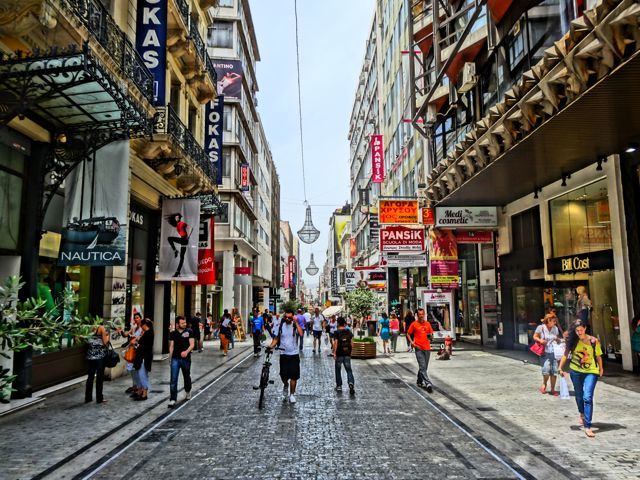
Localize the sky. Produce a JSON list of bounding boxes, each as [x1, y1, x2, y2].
[[250, 0, 375, 290]]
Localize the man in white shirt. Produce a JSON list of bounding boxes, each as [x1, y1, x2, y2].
[[303, 308, 312, 337], [311, 307, 325, 354], [267, 309, 304, 404]]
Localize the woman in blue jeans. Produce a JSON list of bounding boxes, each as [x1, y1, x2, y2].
[[558, 320, 604, 438]]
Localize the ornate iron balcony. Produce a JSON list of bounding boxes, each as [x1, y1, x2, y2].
[[154, 105, 216, 181], [175, 0, 190, 28], [63, 0, 154, 104], [205, 50, 218, 88], [189, 21, 206, 64]]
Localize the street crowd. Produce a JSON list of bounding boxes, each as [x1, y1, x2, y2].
[[82, 304, 640, 439]]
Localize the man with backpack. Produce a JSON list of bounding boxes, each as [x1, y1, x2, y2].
[[332, 316, 355, 395], [250, 308, 265, 357], [266, 309, 304, 404]]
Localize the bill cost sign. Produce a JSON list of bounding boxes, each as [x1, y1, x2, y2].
[[379, 199, 420, 224], [135, 0, 168, 105]]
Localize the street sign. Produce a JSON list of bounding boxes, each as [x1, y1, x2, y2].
[[383, 254, 428, 267]]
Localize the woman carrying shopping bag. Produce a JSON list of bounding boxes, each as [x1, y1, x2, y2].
[[558, 320, 604, 438], [533, 314, 562, 395]]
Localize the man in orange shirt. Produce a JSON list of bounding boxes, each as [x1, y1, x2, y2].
[[407, 307, 434, 392]]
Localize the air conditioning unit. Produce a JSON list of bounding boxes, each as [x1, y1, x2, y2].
[[459, 62, 477, 93]]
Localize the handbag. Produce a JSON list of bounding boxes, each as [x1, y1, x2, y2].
[[123, 344, 136, 363], [104, 343, 120, 368], [529, 341, 545, 357]]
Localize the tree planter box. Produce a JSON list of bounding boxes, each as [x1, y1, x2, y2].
[[351, 341, 377, 359]]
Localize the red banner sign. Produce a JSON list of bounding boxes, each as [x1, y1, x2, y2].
[[350, 238, 357, 258], [240, 163, 249, 191], [379, 225, 426, 253], [184, 217, 216, 285], [234, 266, 252, 275], [422, 207, 435, 226], [371, 134, 384, 184], [456, 231, 493, 243]]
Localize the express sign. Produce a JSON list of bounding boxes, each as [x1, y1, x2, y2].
[[379, 225, 426, 252]]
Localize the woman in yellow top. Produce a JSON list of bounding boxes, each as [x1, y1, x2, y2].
[[558, 320, 604, 438]]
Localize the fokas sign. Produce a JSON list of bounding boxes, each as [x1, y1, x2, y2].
[[136, 0, 168, 105], [547, 249, 614, 275]]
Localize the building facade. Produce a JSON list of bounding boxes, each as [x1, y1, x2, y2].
[[409, 0, 640, 370]]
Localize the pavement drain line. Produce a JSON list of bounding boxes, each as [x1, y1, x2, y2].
[[384, 357, 583, 480], [67, 351, 254, 480], [380, 363, 530, 480]]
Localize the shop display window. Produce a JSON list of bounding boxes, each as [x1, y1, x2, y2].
[[550, 178, 611, 257], [513, 286, 545, 346]]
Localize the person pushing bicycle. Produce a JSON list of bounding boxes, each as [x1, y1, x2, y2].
[[266, 308, 303, 404]]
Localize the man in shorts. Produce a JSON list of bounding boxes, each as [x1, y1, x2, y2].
[[311, 307, 325, 353], [267, 309, 304, 404]]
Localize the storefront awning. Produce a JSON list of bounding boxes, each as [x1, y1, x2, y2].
[[0, 44, 152, 137], [322, 305, 344, 317]]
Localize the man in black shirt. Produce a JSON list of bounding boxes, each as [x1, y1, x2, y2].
[[190, 311, 203, 352], [332, 317, 355, 395], [168, 316, 194, 408]]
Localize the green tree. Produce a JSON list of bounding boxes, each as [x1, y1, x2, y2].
[[279, 298, 301, 313], [0, 276, 113, 402], [344, 287, 376, 322]]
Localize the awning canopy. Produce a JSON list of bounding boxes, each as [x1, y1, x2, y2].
[[322, 305, 344, 317], [0, 44, 152, 137]]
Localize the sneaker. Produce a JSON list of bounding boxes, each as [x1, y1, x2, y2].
[[185, 391, 192, 400], [289, 394, 296, 404], [349, 384, 355, 395], [335, 385, 342, 392], [168, 400, 176, 408], [223, 352, 227, 356], [425, 383, 433, 393]]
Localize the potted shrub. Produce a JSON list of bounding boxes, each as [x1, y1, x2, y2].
[[345, 288, 378, 359], [351, 336, 377, 359]]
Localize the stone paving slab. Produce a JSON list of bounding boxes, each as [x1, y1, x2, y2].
[[0, 340, 252, 480]]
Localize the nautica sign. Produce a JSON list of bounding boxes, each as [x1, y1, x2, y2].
[[135, 0, 168, 105]]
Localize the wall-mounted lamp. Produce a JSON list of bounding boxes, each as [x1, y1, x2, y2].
[[596, 157, 607, 171], [533, 187, 542, 199], [561, 173, 571, 187], [626, 142, 639, 153]]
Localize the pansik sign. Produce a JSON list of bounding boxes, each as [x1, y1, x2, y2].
[[380, 225, 425, 253], [135, 0, 168, 105], [379, 200, 420, 224], [371, 134, 384, 183], [205, 95, 224, 185], [435, 206, 498, 228]]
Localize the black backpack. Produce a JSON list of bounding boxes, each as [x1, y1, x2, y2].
[[335, 329, 353, 356]]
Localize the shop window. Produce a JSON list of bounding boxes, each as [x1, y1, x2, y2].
[[512, 206, 541, 251], [549, 178, 611, 257], [0, 145, 24, 251], [214, 202, 230, 224], [481, 243, 495, 270]]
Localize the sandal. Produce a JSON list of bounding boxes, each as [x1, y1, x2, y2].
[[539, 385, 547, 394], [584, 428, 595, 438], [578, 415, 584, 426]]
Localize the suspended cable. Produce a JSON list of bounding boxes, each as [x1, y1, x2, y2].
[[293, 0, 308, 202]]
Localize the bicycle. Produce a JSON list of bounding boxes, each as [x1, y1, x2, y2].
[[253, 347, 275, 409]]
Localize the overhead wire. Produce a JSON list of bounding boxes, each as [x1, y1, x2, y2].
[[293, 0, 308, 202]]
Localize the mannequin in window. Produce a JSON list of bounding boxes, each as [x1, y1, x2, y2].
[[576, 286, 592, 326]]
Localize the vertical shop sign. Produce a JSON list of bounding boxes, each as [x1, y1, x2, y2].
[[331, 268, 339, 296], [205, 95, 224, 185], [289, 256, 297, 296], [240, 163, 250, 191], [158, 199, 200, 281], [429, 229, 459, 289], [370, 213, 380, 244], [350, 238, 357, 258], [283, 261, 290, 289], [58, 141, 129, 266], [185, 217, 216, 285], [135, 0, 168, 105], [371, 134, 384, 183]]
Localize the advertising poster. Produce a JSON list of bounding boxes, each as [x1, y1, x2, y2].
[[184, 217, 216, 285], [350, 238, 357, 258], [213, 59, 244, 100], [135, 0, 168, 105], [334, 215, 350, 252], [58, 140, 129, 266], [429, 229, 458, 289], [159, 199, 200, 281], [379, 199, 420, 224], [371, 134, 384, 183], [205, 95, 224, 185], [379, 225, 426, 253]]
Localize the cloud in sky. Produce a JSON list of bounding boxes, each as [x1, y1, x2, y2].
[[250, 0, 375, 290]]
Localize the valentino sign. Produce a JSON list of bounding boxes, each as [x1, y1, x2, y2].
[[380, 225, 426, 253]]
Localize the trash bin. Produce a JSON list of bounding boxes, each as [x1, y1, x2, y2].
[[366, 320, 377, 337]]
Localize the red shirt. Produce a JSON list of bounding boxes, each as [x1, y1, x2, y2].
[[176, 221, 188, 237], [407, 320, 433, 350]]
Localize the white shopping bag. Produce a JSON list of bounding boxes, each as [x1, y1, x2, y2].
[[553, 341, 566, 360], [559, 375, 570, 400]]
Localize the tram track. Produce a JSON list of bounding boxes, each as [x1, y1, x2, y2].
[[32, 350, 254, 480], [377, 355, 582, 480]]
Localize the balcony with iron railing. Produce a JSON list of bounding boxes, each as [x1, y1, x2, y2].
[[57, 0, 155, 106]]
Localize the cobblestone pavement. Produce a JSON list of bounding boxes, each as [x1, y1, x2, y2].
[[1, 337, 639, 480]]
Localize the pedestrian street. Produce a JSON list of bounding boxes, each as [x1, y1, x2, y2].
[[2, 336, 639, 480]]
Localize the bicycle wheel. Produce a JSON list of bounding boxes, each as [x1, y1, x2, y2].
[[258, 367, 268, 409], [258, 385, 266, 409]]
